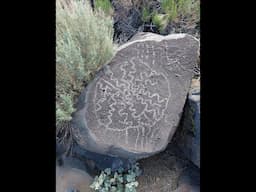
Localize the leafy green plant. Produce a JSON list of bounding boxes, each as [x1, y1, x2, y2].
[[95, 0, 114, 16], [56, 0, 115, 127], [152, 13, 169, 32], [90, 163, 141, 192], [161, 0, 177, 19]]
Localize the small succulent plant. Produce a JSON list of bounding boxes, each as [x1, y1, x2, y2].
[[90, 163, 141, 192]]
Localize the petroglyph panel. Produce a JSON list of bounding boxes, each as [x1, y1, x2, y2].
[[72, 33, 199, 159], [94, 57, 170, 150]]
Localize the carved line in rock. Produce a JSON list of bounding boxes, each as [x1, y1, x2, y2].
[[92, 49, 174, 150], [163, 41, 195, 77], [95, 60, 169, 124]]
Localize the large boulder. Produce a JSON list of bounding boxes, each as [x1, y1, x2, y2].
[[174, 79, 200, 168], [72, 32, 199, 160]]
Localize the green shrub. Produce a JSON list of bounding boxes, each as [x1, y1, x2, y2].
[[141, 0, 200, 32], [189, 0, 200, 22], [95, 0, 114, 16], [152, 13, 169, 32], [141, 7, 151, 23], [90, 163, 141, 192], [161, 0, 177, 19], [161, 0, 199, 20], [56, 0, 115, 127]]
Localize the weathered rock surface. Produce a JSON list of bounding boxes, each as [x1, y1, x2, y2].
[[136, 143, 200, 192], [72, 32, 199, 160], [174, 165, 200, 192], [72, 143, 136, 172], [56, 164, 93, 192], [174, 79, 200, 168]]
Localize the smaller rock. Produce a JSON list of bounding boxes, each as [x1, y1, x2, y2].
[[174, 183, 200, 192], [56, 152, 95, 192], [56, 165, 93, 192], [174, 165, 200, 192], [174, 79, 200, 168]]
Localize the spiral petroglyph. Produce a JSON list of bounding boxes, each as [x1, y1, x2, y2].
[[72, 32, 199, 159]]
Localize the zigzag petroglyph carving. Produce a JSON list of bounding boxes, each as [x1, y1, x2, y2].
[[94, 57, 170, 150], [72, 32, 199, 159]]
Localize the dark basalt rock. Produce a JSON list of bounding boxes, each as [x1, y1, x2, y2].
[[174, 80, 200, 168], [71, 143, 136, 172], [72, 32, 199, 160]]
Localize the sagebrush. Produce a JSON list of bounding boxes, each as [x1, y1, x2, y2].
[[56, 0, 115, 128]]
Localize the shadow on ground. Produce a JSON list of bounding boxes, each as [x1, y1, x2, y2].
[[136, 143, 200, 192]]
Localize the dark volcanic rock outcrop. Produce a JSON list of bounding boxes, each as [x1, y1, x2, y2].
[[72, 32, 199, 160]]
